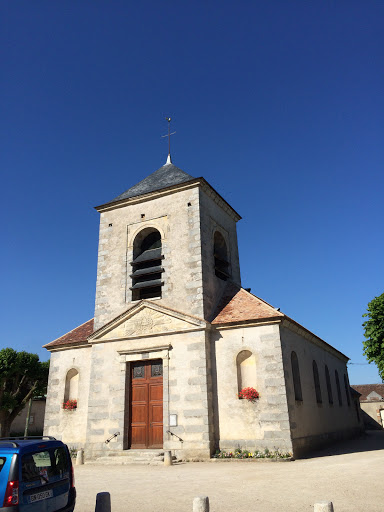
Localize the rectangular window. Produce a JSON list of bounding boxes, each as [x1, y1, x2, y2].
[[0, 457, 6, 473], [22, 450, 52, 483]]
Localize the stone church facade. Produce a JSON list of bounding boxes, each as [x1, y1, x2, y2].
[[43, 158, 361, 459]]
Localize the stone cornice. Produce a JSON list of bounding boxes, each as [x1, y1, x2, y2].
[[94, 178, 241, 222]]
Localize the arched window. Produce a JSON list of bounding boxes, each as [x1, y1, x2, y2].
[[236, 350, 256, 393], [312, 361, 322, 404], [344, 374, 351, 406], [213, 231, 230, 281], [325, 365, 333, 405], [130, 228, 164, 300], [291, 351, 303, 401], [335, 370, 342, 406], [64, 369, 79, 403]]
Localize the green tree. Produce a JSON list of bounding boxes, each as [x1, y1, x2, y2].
[[0, 348, 49, 437], [363, 292, 384, 381]]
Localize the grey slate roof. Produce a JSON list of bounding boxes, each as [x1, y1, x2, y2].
[[111, 163, 195, 203]]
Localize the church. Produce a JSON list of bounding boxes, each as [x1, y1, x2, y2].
[[43, 150, 361, 460]]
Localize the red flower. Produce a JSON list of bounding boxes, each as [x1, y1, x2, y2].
[[238, 387, 259, 401], [62, 399, 77, 410]]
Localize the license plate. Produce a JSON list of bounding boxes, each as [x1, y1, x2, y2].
[[29, 489, 53, 503]]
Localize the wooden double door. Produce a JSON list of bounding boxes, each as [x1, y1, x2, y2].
[[126, 359, 163, 449]]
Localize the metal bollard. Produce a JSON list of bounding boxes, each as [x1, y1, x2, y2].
[[314, 502, 334, 512], [95, 492, 111, 512], [193, 496, 209, 512], [76, 449, 84, 465]]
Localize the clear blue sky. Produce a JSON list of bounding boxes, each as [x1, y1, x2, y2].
[[1, 1, 383, 384]]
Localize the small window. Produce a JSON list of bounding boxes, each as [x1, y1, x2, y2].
[[213, 231, 230, 281], [291, 352, 303, 401], [236, 350, 256, 393], [325, 365, 333, 405], [0, 457, 6, 473], [335, 370, 342, 406], [344, 374, 351, 406], [312, 361, 322, 404], [131, 228, 164, 300]]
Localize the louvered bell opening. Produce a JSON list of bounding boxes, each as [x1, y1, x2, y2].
[[131, 256, 164, 301], [214, 254, 231, 281], [130, 265, 164, 278], [131, 230, 164, 300], [131, 247, 162, 265]]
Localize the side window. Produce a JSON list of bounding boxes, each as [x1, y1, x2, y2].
[[0, 457, 6, 473], [131, 228, 164, 300], [325, 365, 333, 405], [64, 368, 79, 404], [291, 351, 303, 401], [335, 370, 342, 406], [51, 448, 68, 477], [236, 350, 256, 393], [344, 374, 351, 406], [312, 361, 322, 404], [213, 231, 230, 281]]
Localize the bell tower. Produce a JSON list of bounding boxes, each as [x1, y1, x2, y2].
[[93, 158, 241, 331]]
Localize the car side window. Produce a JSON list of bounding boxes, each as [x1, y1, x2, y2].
[[0, 457, 6, 473], [52, 447, 68, 477]]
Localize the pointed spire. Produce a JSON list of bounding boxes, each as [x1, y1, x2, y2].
[[166, 153, 172, 165]]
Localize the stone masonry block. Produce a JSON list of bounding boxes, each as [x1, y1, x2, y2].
[[188, 376, 206, 386], [183, 409, 207, 418], [185, 425, 208, 434], [185, 393, 207, 402], [187, 343, 204, 351], [190, 360, 207, 368]]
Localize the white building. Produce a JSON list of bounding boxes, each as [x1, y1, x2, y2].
[[43, 155, 361, 460]]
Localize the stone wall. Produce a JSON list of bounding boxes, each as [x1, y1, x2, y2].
[[11, 399, 46, 435], [94, 185, 204, 331], [44, 346, 91, 447], [360, 401, 384, 429], [199, 185, 241, 321], [83, 328, 213, 460], [212, 323, 293, 454], [280, 322, 361, 457]]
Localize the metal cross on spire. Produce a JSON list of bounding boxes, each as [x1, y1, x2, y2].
[[161, 117, 176, 164]]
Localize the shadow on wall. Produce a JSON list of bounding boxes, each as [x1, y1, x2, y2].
[[300, 430, 384, 459], [361, 409, 383, 430]]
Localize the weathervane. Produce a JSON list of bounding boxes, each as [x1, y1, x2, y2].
[[161, 117, 176, 164]]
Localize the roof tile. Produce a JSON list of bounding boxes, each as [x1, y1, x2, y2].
[[351, 384, 384, 402], [211, 284, 283, 324], [43, 319, 94, 349]]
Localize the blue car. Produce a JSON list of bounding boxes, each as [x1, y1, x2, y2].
[[0, 437, 76, 511]]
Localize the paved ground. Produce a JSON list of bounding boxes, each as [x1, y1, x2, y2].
[[74, 431, 384, 512]]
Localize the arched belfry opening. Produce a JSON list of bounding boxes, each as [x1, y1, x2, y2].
[[213, 231, 230, 281], [130, 228, 164, 300]]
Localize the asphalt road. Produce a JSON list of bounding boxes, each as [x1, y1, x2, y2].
[[74, 430, 384, 512]]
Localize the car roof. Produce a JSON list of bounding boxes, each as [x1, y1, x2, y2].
[[0, 437, 66, 454]]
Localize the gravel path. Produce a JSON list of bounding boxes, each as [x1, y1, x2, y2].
[[74, 430, 384, 512]]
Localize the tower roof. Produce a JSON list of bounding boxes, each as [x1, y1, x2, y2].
[[110, 162, 195, 203]]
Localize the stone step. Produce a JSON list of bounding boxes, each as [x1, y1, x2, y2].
[[86, 451, 179, 466]]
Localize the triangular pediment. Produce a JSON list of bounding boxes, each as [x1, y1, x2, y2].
[[88, 301, 207, 342]]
